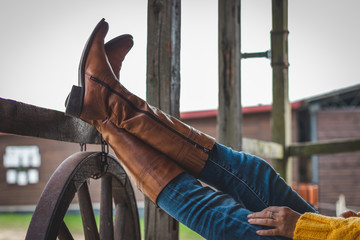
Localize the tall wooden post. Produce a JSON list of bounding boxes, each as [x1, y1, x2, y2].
[[271, 0, 291, 180], [145, 0, 181, 239], [218, 0, 242, 150]]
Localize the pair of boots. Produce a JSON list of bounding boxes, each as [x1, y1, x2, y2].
[[66, 19, 215, 204]]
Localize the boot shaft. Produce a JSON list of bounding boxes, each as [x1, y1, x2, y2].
[[96, 119, 184, 204]]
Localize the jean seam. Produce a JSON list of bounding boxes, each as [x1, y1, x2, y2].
[[208, 158, 269, 209]]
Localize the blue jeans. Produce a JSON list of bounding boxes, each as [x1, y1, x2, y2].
[[157, 142, 316, 239]]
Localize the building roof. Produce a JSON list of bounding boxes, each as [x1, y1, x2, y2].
[[180, 101, 303, 119], [180, 84, 360, 120], [302, 83, 360, 104]]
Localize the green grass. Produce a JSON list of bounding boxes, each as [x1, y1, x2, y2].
[[179, 222, 205, 240], [0, 213, 32, 230], [0, 213, 204, 240]]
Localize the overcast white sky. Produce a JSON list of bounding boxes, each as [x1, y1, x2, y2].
[[0, 0, 359, 112]]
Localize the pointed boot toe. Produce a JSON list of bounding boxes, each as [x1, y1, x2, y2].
[[65, 18, 112, 119]]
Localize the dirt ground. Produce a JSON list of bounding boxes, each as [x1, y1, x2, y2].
[[0, 230, 84, 240], [0, 230, 27, 240]]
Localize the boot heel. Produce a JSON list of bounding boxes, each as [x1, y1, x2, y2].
[[65, 85, 84, 117]]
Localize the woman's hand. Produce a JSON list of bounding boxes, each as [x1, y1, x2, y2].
[[340, 210, 360, 218], [247, 206, 301, 239]]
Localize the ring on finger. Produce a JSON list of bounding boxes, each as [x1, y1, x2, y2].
[[269, 211, 275, 219]]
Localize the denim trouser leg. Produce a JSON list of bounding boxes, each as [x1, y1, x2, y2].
[[157, 142, 316, 239], [157, 173, 289, 240], [199, 142, 316, 213]]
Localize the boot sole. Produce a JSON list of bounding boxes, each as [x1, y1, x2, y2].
[[65, 18, 106, 118]]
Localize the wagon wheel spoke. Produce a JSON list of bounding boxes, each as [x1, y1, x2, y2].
[[113, 178, 141, 240], [58, 221, 74, 240], [78, 181, 100, 240], [114, 201, 127, 239], [100, 174, 114, 239]]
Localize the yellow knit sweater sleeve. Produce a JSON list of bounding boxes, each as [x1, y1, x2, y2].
[[293, 212, 360, 240]]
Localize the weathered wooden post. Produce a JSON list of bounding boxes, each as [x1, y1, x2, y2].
[[145, 0, 181, 239], [271, 0, 291, 181], [218, 0, 242, 150]]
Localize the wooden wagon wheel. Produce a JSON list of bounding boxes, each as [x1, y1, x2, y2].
[[25, 151, 141, 240]]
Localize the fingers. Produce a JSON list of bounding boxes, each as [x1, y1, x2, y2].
[[247, 211, 268, 219], [256, 229, 280, 236], [247, 216, 282, 237], [247, 207, 279, 227], [247, 206, 284, 218], [248, 218, 275, 227], [247, 212, 266, 219], [341, 210, 359, 218]]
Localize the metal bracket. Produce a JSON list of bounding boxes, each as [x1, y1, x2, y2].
[[80, 143, 87, 152], [90, 136, 110, 179], [100, 135, 109, 175], [241, 50, 271, 59]]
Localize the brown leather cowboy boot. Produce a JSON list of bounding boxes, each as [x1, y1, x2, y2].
[[95, 119, 184, 204], [65, 19, 215, 177], [81, 30, 184, 204]]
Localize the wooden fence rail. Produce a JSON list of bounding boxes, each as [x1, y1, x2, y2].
[[242, 138, 283, 159], [288, 138, 360, 158], [243, 136, 360, 160], [0, 98, 100, 144]]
